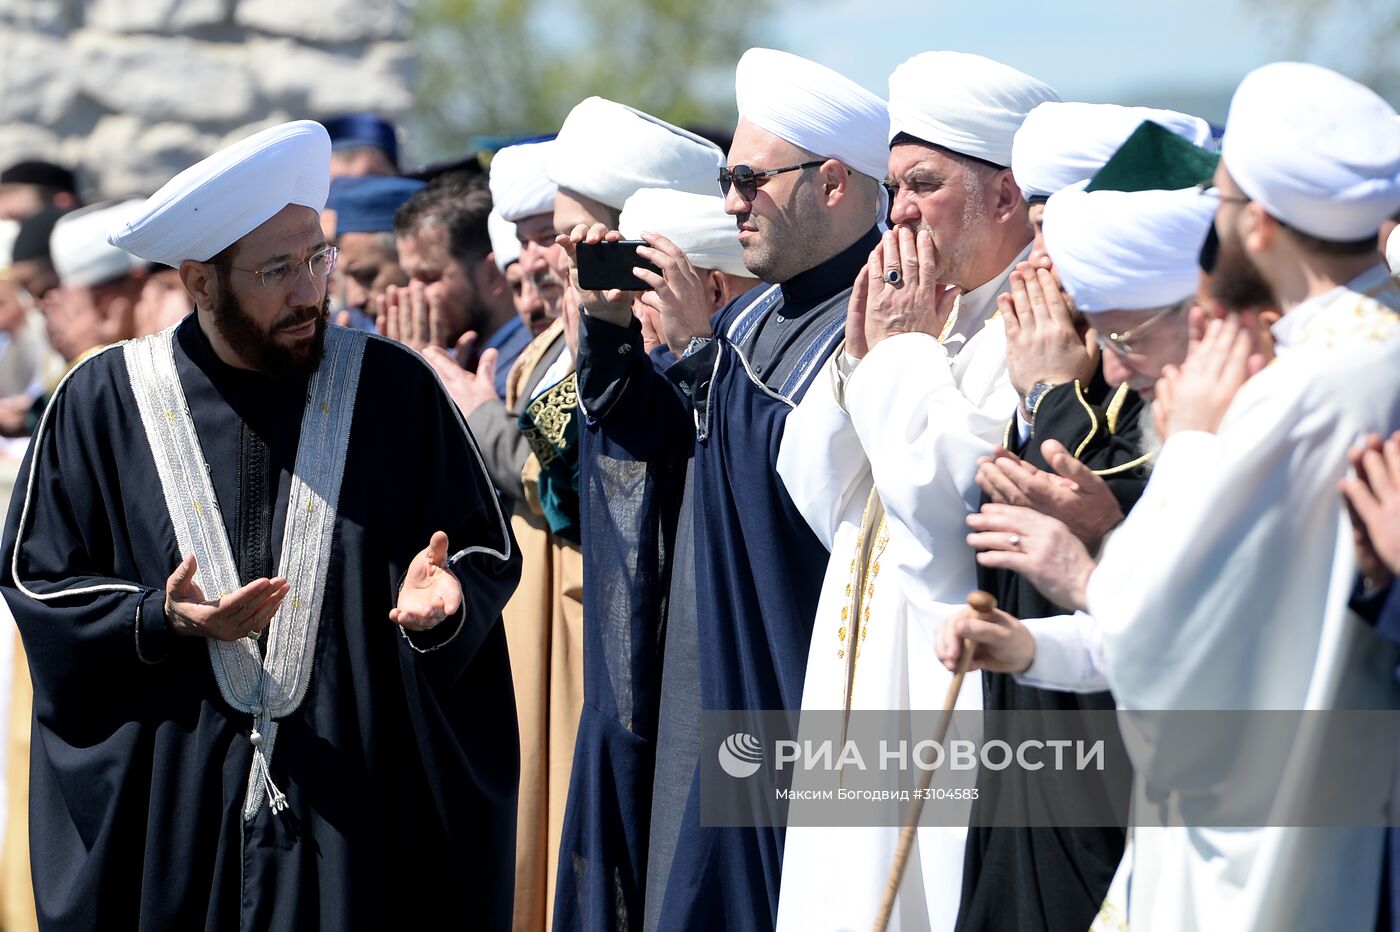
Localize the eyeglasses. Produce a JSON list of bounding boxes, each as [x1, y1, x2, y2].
[[222, 245, 339, 289], [1093, 303, 1182, 357], [719, 160, 825, 201], [1195, 181, 1250, 208]]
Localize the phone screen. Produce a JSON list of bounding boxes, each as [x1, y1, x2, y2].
[[576, 241, 660, 292]]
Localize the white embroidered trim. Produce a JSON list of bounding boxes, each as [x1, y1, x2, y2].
[[10, 342, 142, 603], [125, 325, 365, 819]]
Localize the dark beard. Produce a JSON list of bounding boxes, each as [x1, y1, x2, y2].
[[1210, 226, 1276, 312], [212, 274, 329, 379]]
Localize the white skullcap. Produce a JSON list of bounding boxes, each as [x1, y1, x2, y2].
[[108, 120, 331, 266], [1043, 183, 1214, 313], [1222, 62, 1400, 241], [0, 221, 17, 270], [1387, 225, 1400, 277], [619, 188, 751, 278], [1013, 102, 1214, 199], [734, 48, 890, 182], [488, 140, 558, 223], [488, 210, 521, 272], [888, 51, 1059, 168], [547, 98, 723, 210], [53, 200, 149, 288]]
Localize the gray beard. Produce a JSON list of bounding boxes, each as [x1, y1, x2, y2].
[[1137, 399, 1164, 462]]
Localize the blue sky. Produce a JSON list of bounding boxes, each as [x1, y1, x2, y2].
[[768, 0, 1391, 123]]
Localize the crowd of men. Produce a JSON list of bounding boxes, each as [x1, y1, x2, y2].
[[0, 43, 1397, 932]]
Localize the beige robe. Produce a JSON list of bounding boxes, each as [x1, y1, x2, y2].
[[501, 321, 585, 932]]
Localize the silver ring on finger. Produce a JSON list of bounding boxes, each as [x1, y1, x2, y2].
[[1008, 534, 1021, 549], [883, 268, 902, 285]]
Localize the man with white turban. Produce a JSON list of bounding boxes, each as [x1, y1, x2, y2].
[[1011, 101, 1212, 260], [950, 63, 1400, 932], [1, 120, 522, 930], [555, 48, 886, 932], [772, 50, 1060, 932]]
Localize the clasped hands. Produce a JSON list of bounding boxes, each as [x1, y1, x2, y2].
[[165, 531, 462, 641]]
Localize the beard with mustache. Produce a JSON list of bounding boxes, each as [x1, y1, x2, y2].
[[212, 271, 330, 380], [1210, 225, 1276, 312]]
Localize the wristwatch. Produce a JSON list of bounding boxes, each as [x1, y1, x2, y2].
[[682, 336, 714, 358], [1023, 381, 1061, 422]]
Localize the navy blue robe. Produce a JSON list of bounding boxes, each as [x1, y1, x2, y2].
[[2, 317, 521, 931], [554, 229, 879, 932]]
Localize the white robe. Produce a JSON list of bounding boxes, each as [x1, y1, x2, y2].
[[1087, 265, 1400, 932], [774, 259, 1023, 932]]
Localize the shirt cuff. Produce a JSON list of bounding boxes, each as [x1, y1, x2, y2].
[[1014, 407, 1033, 446], [577, 314, 644, 416], [1015, 612, 1109, 694]]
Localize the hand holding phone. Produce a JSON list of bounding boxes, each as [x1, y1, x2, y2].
[[576, 241, 661, 292]]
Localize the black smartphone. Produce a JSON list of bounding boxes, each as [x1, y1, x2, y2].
[[576, 240, 660, 292]]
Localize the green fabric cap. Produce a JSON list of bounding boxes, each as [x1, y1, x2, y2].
[[1086, 120, 1220, 193]]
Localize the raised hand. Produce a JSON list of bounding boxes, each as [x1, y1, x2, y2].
[[555, 224, 633, 327], [1341, 431, 1400, 589], [1156, 315, 1267, 438], [975, 440, 1124, 550], [377, 280, 447, 353], [392, 531, 463, 632], [632, 232, 715, 357], [863, 228, 960, 354], [423, 345, 500, 418], [165, 553, 288, 641], [1001, 261, 1099, 407]]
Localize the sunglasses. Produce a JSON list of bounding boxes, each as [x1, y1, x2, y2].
[[718, 160, 825, 201]]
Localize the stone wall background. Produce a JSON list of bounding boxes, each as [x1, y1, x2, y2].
[[0, 0, 416, 199]]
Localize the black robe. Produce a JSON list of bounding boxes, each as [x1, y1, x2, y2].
[[2, 317, 521, 931], [957, 375, 1148, 932]]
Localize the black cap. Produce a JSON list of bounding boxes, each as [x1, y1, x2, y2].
[[11, 205, 68, 264], [1, 160, 77, 193]]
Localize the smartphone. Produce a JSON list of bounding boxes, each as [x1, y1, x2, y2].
[[576, 241, 660, 292]]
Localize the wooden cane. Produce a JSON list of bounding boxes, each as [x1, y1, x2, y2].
[[871, 590, 995, 932]]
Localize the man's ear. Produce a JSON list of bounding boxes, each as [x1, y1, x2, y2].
[[179, 259, 218, 312], [820, 159, 850, 208], [707, 269, 727, 310], [993, 168, 1023, 222], [1244, 202, 1276, 254], [476, 257, 509, 299]]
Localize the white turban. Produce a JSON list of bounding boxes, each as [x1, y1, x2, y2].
[[1222, 62, 1400, 241], [1388, 225, 1400, 278], [488, 140, 558, 223], [53, 200, 149, 288], [109, 120, 331, 266], [488, 210, 521, 272], [888, 52, 1059, 168], [1013, 102, 1214, 200], [734, 48, 889, 182], [619, 188, 750, 278], [1043, 184, 1214, 313], [547, 98, 723, 210]]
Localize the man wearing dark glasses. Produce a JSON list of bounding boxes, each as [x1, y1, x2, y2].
[[558, 46, 888, 932]]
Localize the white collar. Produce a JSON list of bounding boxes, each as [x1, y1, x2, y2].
[[1271, 264, 1393, 350], [943, 244, 1032, 353]]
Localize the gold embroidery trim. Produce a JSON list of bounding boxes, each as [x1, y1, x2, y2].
[[1105, 383, 1131, 435], [521, 372, 578, 469]]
